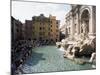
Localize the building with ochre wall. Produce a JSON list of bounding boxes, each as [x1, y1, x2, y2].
[[32, 14, 60, 43]]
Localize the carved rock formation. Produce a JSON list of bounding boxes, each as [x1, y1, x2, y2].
[[57, 33, 96, 63]]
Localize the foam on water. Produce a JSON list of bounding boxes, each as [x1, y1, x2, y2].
[[59, 46, 65, 52]]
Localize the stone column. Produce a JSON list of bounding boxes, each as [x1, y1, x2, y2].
[[89, 6, 96, 38], [70, 13, 74, 36], [76, 13, 80, 34]]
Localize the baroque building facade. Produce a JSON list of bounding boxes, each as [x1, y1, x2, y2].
[[65, 5, 96, 39], [56, 5, 96, 61]]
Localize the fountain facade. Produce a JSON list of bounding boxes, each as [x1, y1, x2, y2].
[[56, 5, 96, 64]]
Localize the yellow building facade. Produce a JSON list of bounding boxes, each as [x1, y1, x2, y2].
[[49, 15, 60, 42], [32, 14, 60, 43]]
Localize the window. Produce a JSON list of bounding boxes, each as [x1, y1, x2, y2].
[[40, 27, 42, 30], [56, 29, 58, 32], [56, 39, 58, 42], [56, 25, 58, 28], [56, 35, 58, 38], [56, 21, 59, 24], [16, 29, 19, 32], [50, 21, 52, 23], [48, 32, 50, 35]]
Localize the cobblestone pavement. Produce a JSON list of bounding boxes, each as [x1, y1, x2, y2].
[[21, 46, 95, 74]]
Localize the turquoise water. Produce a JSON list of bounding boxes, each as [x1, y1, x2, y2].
[[21, 46, 95, 74]]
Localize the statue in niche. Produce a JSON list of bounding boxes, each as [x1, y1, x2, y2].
[[81, 21, 88, 35], [80, 21, 88, 40]]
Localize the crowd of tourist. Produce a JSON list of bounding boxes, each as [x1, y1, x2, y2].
[[11, 39, 55, 75], [11, 40, 33, 75], [32, 40, 55, 47]]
